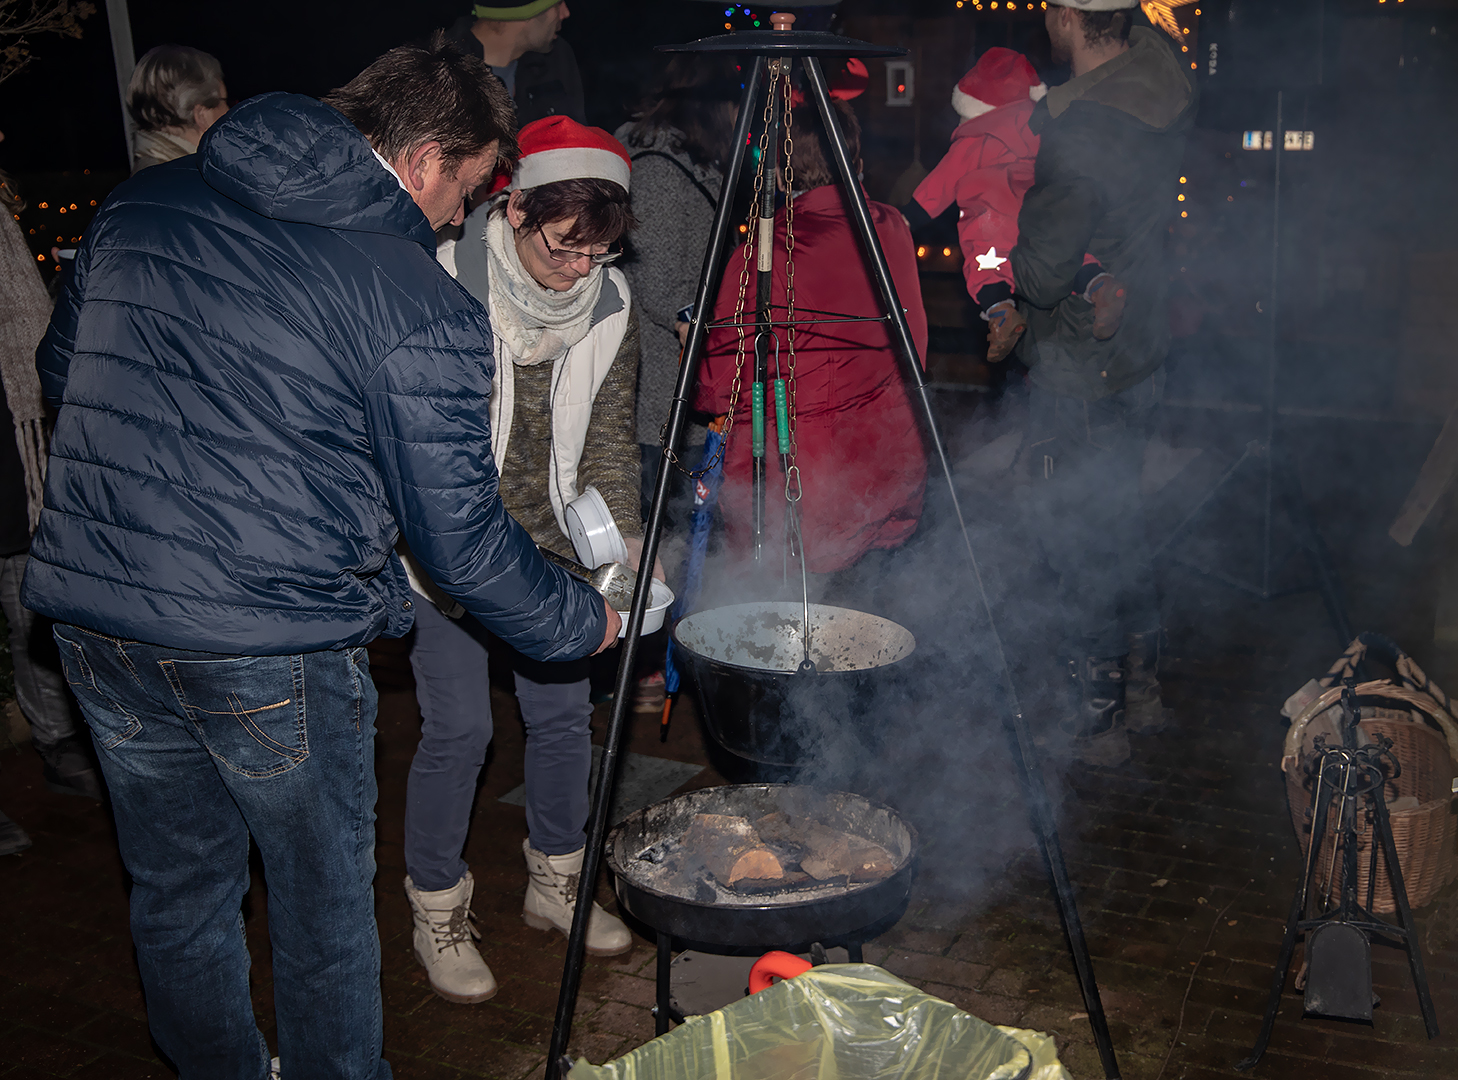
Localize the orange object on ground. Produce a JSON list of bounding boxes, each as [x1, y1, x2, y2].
[[748, 951, 814, 994]]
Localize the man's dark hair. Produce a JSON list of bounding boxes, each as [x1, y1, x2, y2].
[[1076, 9, 1133, 47], [510, 178, 636, 247], [783, 98, 860, 192], [323, 32, 519, 174]]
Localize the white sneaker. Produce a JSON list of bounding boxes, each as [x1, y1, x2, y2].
[[269, 1057, 281, 1078], [405, 871, 498, 1003], [522, 840, 633, 956]]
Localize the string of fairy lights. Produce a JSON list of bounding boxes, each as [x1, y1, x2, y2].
[[10, 170, 104, 274]]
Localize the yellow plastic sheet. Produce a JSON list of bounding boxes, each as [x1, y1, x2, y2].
[[567, 964, 1071, 1080]]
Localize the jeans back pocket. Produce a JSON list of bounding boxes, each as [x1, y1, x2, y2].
[[161, 654, 309, 779]]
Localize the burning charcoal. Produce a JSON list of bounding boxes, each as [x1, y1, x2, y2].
[[635, 843, 670, 865]]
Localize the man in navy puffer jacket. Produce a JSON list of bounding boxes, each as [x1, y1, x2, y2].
[[23, 37, 617, 1080]]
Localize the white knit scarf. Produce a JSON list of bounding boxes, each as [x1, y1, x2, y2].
[[482, 210, 603, 366]]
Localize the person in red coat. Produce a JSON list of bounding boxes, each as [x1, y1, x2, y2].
[[902, 47, 1123, 360], [696, 102, 928, 577]]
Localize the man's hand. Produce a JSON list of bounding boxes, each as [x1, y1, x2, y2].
[[675, 320, 691, 348], [1085, 273, 1127, 341], [984, 300, 1026, 363], [593, 598, 622, 654]]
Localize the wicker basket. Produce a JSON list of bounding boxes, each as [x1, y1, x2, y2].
[[1285, 712, 1458, 913]]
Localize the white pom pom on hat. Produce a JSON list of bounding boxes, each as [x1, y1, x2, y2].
[[951, 47, 1048, 121]]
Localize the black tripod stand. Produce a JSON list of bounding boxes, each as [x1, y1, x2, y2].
[[1238, 686, 1439, 1069], [545, 20, 1121, 1079], [1155, 90, 1355, 652]]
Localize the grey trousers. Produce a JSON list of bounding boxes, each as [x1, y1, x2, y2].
[[1, 552, 81, 748], [1016, 371, 1163, 658], [404, 598, 593, 892]]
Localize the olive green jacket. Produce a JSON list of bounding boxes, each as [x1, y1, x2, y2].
[[1011, 26, 1197, 400]]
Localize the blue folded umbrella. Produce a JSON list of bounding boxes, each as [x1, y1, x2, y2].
[[664, 424, 725, 702]]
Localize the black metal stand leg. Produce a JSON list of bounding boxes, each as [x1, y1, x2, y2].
[[803, 56, 1122, 1080], [655, 932, 674, 1037], [1240, 755, 1334, 1070], [1236, 876, 1311, 1070], [847, 940, 863, 963], [542, 58, 768, 1080], [1370, 795, 1440, 1038]]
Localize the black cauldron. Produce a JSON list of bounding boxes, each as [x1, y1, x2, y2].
[[672, 601, 916, 766]]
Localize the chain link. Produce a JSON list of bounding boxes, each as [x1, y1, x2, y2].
[[780, 70, 802, 506], [670, 64, 782, 480]]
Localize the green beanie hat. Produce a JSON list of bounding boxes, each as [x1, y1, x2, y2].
[[473, 0, 560, 19]]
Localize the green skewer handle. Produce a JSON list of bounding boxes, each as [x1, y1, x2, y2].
[[751, 381, 765, 459], [773, 379, 789, 455]]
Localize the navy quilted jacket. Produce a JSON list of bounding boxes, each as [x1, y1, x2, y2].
[[23, 93, 607, 659]]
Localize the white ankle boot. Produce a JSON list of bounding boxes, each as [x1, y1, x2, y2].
[[405, 871, 498, 1003], [522, 840, 633, 956]]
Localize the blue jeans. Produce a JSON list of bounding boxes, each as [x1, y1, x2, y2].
[[52, 625, 391, 1080], [405, 598, 592, 891]]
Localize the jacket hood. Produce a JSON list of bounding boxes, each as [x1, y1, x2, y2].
[[1045, 26, 1195, 131], [199, 92, 435, 246]]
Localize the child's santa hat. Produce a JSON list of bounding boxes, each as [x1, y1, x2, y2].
[[490, 115, 632, 195], [951, 47, 1048, 121]]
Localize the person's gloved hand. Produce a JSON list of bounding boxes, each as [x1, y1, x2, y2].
[[984, 300, 1026, 363], [1084, 273, 1127, 341]]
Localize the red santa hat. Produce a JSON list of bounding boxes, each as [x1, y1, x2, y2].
[[492, 116, 632, 195], [951, 48, 1048, 121]]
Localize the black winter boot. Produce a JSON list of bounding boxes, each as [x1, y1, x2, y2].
[[1125, 631, 1170, 734], [1063, 656, 1130, 767]]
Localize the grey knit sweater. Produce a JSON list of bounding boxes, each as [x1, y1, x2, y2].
[[614, 124, 721, 448]]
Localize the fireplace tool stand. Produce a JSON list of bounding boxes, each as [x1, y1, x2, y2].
[[1237, 687, 1439, 1070], [545, 19, 1121, 1080]]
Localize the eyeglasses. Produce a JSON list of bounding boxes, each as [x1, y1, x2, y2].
[[537, 226, 621, 266]]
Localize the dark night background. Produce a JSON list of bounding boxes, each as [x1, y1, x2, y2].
[[0, 0, 761, 174]]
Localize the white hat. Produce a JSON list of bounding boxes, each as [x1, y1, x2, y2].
[[1046, 0, 1140, 9]]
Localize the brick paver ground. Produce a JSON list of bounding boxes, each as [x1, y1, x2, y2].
[[3, 555, 1455, 1079]]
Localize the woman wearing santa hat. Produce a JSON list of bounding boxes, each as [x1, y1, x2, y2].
[[400, 116, 653, 1004]]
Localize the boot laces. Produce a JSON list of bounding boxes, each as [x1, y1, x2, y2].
[[430, 904, 480, 954]]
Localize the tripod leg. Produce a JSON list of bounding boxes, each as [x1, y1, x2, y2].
[[1276, 452, 1355, 649], [1237, 776, 1333, 1070], [655, 932, 673, 1037], [1369, 791, 1440, 1038], [802, 56, 1122, 1080], [543, 58, 768, 1079]]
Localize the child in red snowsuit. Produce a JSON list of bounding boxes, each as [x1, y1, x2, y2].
[[901, 48, 1124, 361]]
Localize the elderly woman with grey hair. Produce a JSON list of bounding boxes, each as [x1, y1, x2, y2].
[[126, 45, 229, 173]]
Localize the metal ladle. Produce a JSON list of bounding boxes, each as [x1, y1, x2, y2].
[[537, 545, 639, 611]]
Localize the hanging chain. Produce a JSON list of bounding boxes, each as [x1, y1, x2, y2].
[[780, 69, 801, 507], [671, 65, 782, 479]]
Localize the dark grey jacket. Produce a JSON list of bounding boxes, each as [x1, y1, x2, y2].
[[444, 17, 585, 125], [1011, 26, 1196, 400]]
